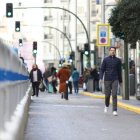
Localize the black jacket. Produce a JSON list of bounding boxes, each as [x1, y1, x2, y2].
[[99, 56, 122, 83], [29, 69, 42, 83]]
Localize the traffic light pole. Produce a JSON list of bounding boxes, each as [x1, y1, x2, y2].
[[14, 6, 91, 67], [42, 41, 62, 59], [34, 54, 36, 65], [123, 41, 129, 100], [23, 25, 73, 53]]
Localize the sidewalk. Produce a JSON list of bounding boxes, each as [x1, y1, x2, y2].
[[81, 91, 140, 115]]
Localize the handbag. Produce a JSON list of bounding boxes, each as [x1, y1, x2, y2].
[[83, 82, 87, 90], [47, 76, 52, 82], [48, 83, 54, 93], [39, 81, 45, 92]]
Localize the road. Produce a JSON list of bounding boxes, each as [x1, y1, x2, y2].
[[24, 92, 140, 140]]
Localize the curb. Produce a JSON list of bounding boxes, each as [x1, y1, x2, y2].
[[81, 92, 140, 115]]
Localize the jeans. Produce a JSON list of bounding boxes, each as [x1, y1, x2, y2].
[[73, 81, 79, 93]]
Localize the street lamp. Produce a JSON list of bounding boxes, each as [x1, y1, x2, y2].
[[14, 6, 91, 67]]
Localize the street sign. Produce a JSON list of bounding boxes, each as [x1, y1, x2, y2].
[[96, 24, 110, 46]]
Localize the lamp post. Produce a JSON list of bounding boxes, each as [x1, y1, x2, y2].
[[23, 24, 72, 52], [44, 26, 73, 52], [14, 6, 91, 67], [42, 41, 61, 59]]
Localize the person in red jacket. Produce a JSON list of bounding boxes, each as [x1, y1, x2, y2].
[[57, 63, 71, 100]]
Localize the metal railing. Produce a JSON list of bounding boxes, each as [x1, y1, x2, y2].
[[0, 39, 31, 140]]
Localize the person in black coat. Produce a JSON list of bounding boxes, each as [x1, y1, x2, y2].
[[29, 64, 42, 97], [99, 47, 122, 116], [90, 66, 99, 91]]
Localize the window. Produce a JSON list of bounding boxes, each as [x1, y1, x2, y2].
[[44, 15, 53, 21], [44, 0, 52, 3]]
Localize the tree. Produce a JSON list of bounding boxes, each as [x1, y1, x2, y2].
[[109, 0, 140, 45]]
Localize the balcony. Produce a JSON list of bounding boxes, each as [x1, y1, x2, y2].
[[44, 34, 53, 39], [60, 0, 70, 2], [61, 15, 71, 20], [60, 33, 71, 39], [44, 16, 53, 21], [44, 0, 52, 3]]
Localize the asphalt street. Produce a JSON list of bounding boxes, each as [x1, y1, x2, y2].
[[24, 92, 140, 140]]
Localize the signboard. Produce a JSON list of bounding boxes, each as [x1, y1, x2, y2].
[[96, 24, 110, 46]]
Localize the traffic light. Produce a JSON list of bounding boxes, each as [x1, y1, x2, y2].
[[6, 3, 13, 18], [33, 41, 37, 54], [69, 51, 75, 62], [59, 60, 62, 67], [84, 43, 90, 56], [19, 39, 23, 46], [15, 21, 20, 32]]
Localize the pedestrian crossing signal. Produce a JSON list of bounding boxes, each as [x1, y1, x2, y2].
[[6, 3, 13, 18]]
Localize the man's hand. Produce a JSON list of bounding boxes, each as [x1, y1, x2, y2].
[[99, 79, 103, 84], [99, 79, 103, 91]]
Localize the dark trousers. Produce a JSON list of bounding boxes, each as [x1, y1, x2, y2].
[[104, 80, 118, 111], [64, 83, 69, 100], [73, 81, 79, 93], [52, 81, 57, 93], [32, 82, 40, 96], [68, 81, 72, 94], [93, 79, 99, 91]]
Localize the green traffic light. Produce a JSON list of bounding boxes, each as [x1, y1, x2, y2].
[[59, 64, 62, 67], [6, 3, 13, 18], [7, 12, 12, 17], [33, 50, 37, 54], [15, 21, 20, 32], [16, 27, 20, 32], [84, 51, 89, 55]]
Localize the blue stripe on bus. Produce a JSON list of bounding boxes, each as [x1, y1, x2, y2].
[[0, 69, 29, 81]]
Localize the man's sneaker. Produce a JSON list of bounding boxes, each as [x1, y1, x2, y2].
[[113, 111, 118, 116], [104, 107, 108, 113]]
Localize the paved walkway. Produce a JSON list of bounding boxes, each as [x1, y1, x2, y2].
[[24, 91, 140, 140], [81, 91, 140, 115]]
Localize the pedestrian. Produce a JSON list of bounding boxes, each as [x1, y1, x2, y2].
[[72, 67, 80, 94], [68, 75, 73, 94], [99, 46, 122, 116], [29, 64, 43, 97], [51, 66, 58, 93], [82, 68, 90, 91], [90, 65, 99, 91], [57, 63, 71, 100], [43, 67, 52, 91]]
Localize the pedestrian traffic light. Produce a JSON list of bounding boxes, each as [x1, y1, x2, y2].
[[15, 21, 20, 32], [84, 43, 90, 56], [6, 3, 13, 18], [33, 41, 37, 54], [19, 39, 23, 46]]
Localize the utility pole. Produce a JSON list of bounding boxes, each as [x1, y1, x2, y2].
[[101, 0, 106, 59], [123, 42, 129, 100]]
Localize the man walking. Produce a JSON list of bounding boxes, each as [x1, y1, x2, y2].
[[99, 47, 122, 116]]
